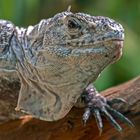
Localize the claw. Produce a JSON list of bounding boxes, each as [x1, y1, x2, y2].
[[92, 109, 103, 135], [106, 105, 134, 127], [101, 107, 122, 132], [82, 84, 133, 133], [107, 98, 127, 106], [83, 108, 91, 126]]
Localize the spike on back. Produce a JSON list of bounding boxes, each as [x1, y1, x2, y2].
[[67, 5, 71, 12]]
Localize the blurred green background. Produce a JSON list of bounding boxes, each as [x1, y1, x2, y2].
[[0, 0, 140, 91]]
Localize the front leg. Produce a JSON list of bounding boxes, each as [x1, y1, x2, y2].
[[82, 84, 134, 134]]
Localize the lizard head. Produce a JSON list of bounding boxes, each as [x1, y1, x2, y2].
[[34, 11, 124, 81], [43, 11, 124, 63]]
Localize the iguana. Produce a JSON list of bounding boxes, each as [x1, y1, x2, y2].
[[0, 9, 133, 133]]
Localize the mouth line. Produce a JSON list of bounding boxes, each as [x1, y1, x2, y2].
[[111, 38, 124, 41], [80, 38, 124, 48], [102, 38, 124, 43], [81, 38, 124, 47], [77, 39, 124, 53]]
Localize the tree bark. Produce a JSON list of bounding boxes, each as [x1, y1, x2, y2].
[[0, 76, 140, 140]]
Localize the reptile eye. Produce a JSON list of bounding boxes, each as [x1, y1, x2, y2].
[[65, 16, 82, 35], [68, 19, 81, 29]]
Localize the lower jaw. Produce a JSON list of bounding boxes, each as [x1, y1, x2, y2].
[[111, 48, 123, 64]]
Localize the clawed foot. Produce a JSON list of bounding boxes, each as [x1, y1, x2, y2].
[[82, 84, 134, 134]]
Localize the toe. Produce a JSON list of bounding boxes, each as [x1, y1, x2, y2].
[[92, 109, 103, 135], [107, 98, 127, 106], [106, 105, 134, 127], [101, 106, 122, 132], [83, 108, 91, 125]]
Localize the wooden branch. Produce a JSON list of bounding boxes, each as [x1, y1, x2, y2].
[[0, 76, 140, 140]]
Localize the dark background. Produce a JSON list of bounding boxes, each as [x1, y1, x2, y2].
[[0, 0, 140, 91]]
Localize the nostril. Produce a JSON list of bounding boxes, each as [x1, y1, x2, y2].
[[121, 29, 124, 33], [113, 55, 116, 59], [104, 24, 108, 28], [104, 54, 109, 57], [102, 24, 109, 30]]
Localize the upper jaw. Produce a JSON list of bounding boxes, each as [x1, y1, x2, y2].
[[99, 30, 124, 42], [65, 28, 124, 47], [90, 31, 124, 48]]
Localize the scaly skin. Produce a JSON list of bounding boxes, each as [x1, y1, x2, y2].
[[0, 10, 133, 132]]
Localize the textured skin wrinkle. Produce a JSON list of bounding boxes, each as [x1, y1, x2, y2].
[[0, 11, 124, 121]]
